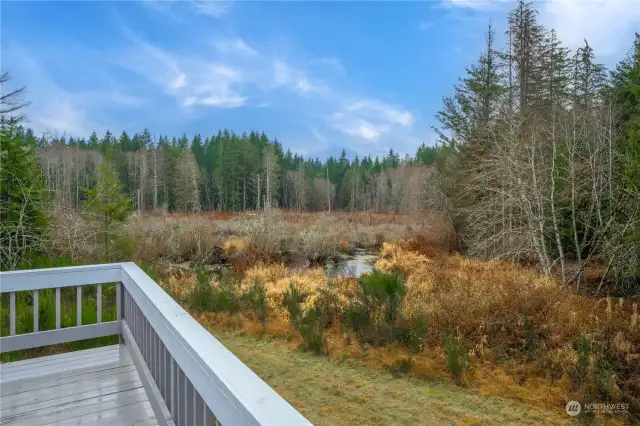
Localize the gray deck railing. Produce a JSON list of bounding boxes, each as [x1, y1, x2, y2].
[[0, 263, 312, 426]]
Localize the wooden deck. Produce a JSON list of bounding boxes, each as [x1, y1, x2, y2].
[[0, 263, 311, 426], [0, 345, 162, 426]]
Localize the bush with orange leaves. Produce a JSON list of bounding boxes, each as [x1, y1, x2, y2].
[[375, 242, 640, 415], [240, 263, 353, 322], [376, 242, 560, 344], [165, 240, 639, 418]]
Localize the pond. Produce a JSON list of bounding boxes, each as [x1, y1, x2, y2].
[[324, 248, 379, 277]]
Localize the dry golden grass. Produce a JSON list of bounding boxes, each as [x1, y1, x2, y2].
[[163, 237, 639, 423], [222, 237, 249, 255], [240, 262, 352, 320], [207, 325, 583, 425], [51, 209, 454, 267], [195, 309, 629, 425]]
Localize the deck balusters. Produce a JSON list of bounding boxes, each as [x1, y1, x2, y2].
[[33, 290, 39, 332], [55, 288, 61, 329], [97, 283, 102, 323], [195, 391, 204, 425], [9, 292, 16, 336], [205, 407, 215, 426], [76, 285, 82, 326], [186, 379, 195, 425]]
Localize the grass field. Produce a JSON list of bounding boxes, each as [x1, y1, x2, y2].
[[208, 326, 578, 426]]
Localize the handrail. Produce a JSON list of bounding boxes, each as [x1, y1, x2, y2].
[[0, 263, 123, 292], [0, 263, 312, 426], [0, 264, 123, 352], [121, 262, 311, 425]]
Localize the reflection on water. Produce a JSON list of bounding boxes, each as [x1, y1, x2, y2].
[[324, 249, 378, 277]]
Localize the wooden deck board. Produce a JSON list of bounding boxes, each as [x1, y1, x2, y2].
[[0, 345, 129, 384], [1, 364, 138, 397], [0, 345, 160, 426]]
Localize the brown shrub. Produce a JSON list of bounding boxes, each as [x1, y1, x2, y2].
[[50, 210, 449, 264], [49, 207, 101, 261], [295, 214, 341, 264], [375, 242, 640, 416], [165, 242, 639, 421], [126, 215, 225, 263]]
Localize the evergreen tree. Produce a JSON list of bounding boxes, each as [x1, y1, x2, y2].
[[507, 0, 545, 114], [0, 72, 28, 127], [623, 34, 640, 193], [0, 73, 48, 269], [572, 39, 607, 110], [83, 154, 132, 261], [139, 127, 152, 151], [532, 29, 571, 112], [87, 131, 100, 149], [173, 143, 201, 212], [0, 125, 48, 269], [435, 21, 504, 148], [119, 131, 132, 152]]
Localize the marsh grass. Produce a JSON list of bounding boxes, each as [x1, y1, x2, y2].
[[207, 327, 578, 426], [169, 239, 639, 423], [242, 281, 268, 326], [51, 211, 449, 267]]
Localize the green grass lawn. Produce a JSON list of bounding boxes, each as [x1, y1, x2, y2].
[[209, 327, 577, 426]]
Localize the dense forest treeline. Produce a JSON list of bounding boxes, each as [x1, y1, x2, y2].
[[14, 126, 445, 214], [430, 1, 640, 288]]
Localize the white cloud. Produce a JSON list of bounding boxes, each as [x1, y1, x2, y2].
[[32, 98, 96, 138], [140, 0, 233, 20], [115, 32, 248, 108], [346, 100, 414, 127], [110, 92, 148, 107], [185, 94, 247, 108], [309, 57, 345, 74], [139, 0, 173, 13], [169, 73, 187, 90], [214, 37, 258, 56], [330, 114, 383, 142], [189, 0, 233, 18], [539, 0, 640, 59], [116, 33, 186, 93], [443, 0, 640, 61], [329, 100, 414, 144], [2, 45, 148, 137], [6, 14, 425, 157], [271, 61, 322, 95], [311, 127, 327, 142], [442, 0, 509, 11], [343, 120, 381, 141]]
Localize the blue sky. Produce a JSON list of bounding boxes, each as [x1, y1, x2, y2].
[[3, 0, 639, 159]]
